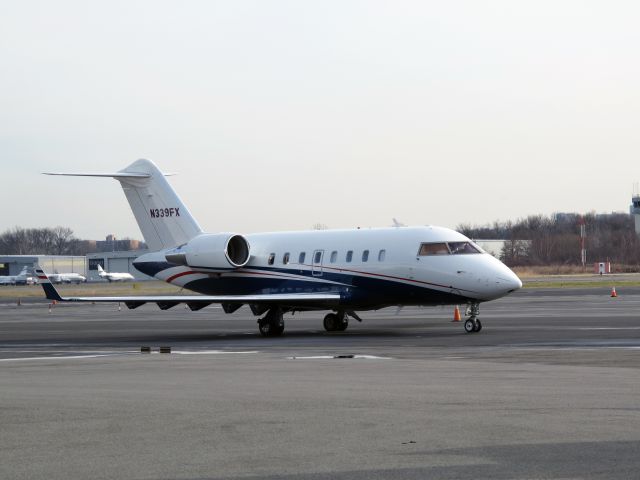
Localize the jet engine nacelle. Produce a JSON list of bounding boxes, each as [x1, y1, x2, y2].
[[165, 233, 250, 269]]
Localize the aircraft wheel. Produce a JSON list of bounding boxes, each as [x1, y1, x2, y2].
[[258, 321, 271, 337], [258, 320, 284, 337], [464, 319, 476, 333], [258, 311, 284, 337], [323, 313, 339, 332], [474, 319, 482, 332]]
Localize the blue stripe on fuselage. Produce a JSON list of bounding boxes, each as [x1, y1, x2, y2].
[[132, 260, 474, 308]]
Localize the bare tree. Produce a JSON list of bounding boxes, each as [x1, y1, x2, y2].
[[0, 226, 79, 255], [461, 212, 640, 268]]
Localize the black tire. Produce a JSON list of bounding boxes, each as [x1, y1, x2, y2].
[[258, 320, 284, 337], [258, 321, 272, 337], [323, 313, 338, 332], [259, 308, 285, 337], [464, 319, 475, 333], [474, 319, 482, 332]]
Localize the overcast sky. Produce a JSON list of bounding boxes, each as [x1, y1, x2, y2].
[[1, 1, 639, 240]]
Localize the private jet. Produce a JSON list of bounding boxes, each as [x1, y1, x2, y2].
[[48, 271, 86, 284], [39, 159, 522, 336], [0, 266, 36, 286], [97, 264, 135, 282]]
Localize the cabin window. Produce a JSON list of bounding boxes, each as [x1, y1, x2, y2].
[[283, 252, 290, 264], [418, 243, 450, 256], [314, 251, 322, 264], [362, 250, 369, 262], [299, 252, 306, 264], [378, 249, 386, 261], [330, 251, 338, 263], [346, 250, 353, 262], [268, 253, 276, 265], [448, 242, 481, 254]]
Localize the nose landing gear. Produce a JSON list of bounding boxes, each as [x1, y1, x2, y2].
[[463, 302, 482, 333]]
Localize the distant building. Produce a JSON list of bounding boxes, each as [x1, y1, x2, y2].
[[86, 250, 153, 281], [95, 234, 145, 253], [0, 255, 86, 276]]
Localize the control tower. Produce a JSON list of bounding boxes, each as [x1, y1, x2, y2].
[[631, 194, 640, 234]]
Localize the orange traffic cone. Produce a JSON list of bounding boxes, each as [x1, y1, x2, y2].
[[611, 287, 618, 298], [452, 305, 461, 322]]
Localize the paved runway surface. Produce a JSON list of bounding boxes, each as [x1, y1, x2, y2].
[[1, 287, 640, 479]]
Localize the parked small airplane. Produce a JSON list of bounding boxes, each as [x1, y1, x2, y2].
[[48, 271, 86, 284], [40, 159, 521, 336], [97, 264, 135, 282], [0, 266, 36, 286]]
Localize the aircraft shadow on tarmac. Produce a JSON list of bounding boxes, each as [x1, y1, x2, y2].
[[238, 440, 640, 480], [4, 324, 472, 347]]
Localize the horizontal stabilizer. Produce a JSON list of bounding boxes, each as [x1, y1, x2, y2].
[[43, 172, 151, 178], [43, 159, 201, 250]]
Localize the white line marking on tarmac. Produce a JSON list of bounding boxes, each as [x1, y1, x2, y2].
[[0, 350, 259, 361], [0, 354, 116, 362], [576, 327, 640, 330], [172, 350, 259, 355], [288, 355, 391, 360]]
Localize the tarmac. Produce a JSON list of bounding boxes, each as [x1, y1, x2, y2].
[[1, 287, 640, 479]]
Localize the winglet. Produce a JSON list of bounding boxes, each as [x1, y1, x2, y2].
[[35, 265, 64, 302]]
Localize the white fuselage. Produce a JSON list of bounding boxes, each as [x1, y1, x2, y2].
[[49, 272, 86, 284], [99, 270, 135, 282], [134, 226, 521, 308]]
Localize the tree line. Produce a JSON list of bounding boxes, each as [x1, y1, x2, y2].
[[3, 216, 639, 267], [457, 213, 640, 267], [0, 227, 145, 256], [0, 227, 81, 255]]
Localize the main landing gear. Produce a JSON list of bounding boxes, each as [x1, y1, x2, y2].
[[323, 312, 349, 332], [463, 302, 482, 334], [258, 308, 285, 337]]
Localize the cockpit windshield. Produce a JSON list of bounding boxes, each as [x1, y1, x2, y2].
[[418, 243, 450, 255], [447, 242, 481, 254], [418, 241, 481, 256]]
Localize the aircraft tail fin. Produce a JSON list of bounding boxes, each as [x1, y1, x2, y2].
[[97, 264, 104, 273], [44, 159, 203, 251], [34, 265, 64, 302]]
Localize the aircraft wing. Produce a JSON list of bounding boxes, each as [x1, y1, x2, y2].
[[35, 266, 341, 310]]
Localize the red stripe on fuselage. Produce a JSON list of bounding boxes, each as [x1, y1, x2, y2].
[[166, 270, 198, 283], [165, 269, 292, 283]]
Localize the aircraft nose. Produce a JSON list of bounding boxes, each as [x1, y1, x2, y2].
[[492, 260, 523, 294], [497, 271, 522, 293]]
